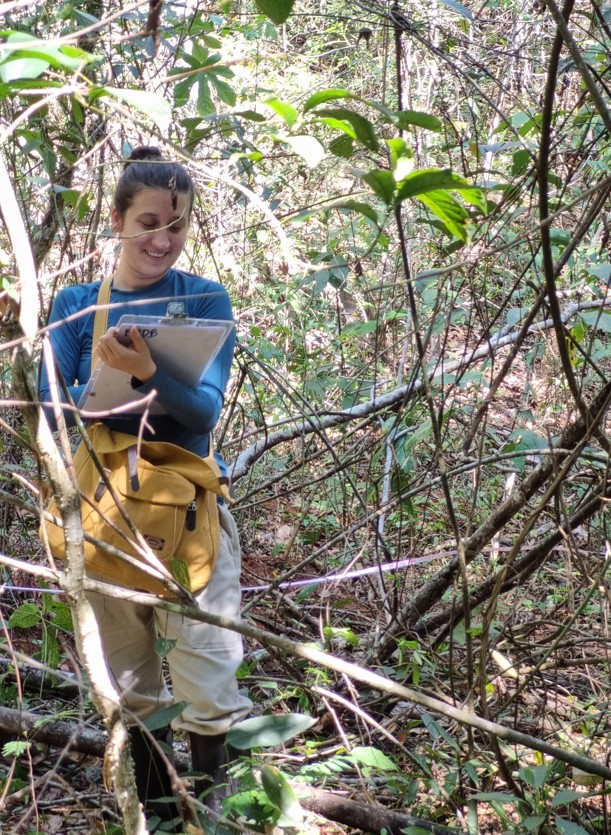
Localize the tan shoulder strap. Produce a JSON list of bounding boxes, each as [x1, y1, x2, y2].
[[91, 276, 113, 375]]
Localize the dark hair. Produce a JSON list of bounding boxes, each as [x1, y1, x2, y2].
[[113, 145, 194, 216]]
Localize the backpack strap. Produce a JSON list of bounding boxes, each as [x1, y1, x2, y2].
[[91, 276, 113, 375]]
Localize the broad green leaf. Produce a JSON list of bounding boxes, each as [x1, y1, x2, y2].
[[265, 97, 298, 127], [555, 818, 591, 835], [50, 601, 73, 633], [386, 136, 412, 165], [0, 50, 48, 82], [417, 190, 470, 241], [551, 790, 585, 808], [143, 701, 189, 731], [169, 558, 191, 590], [471, 792, 521, 803], [328, 134, 355, 158], [227, 713, 317, 750], [518, 763, 555, 789], [350, 746, 397, 771], [261, 765, 303, 824], [363, 169, 396, 206], [283, 134, 325, 168], [394, 109, 442, 131], [336, 200, 379, 225], [0, 32, 95, 83], [254, 0, 295, 25], [303, 88, 359, 112], [341, 320, 378, 338], [102, 87, 171, 132], [584, 263, 611, 281], [397, 167, 475, 200], [209, 75, 236, 107], [236, 109, 266, 122], [9, 602, 41, 629], [580, 310, 611, 332], [196, 76, 214, 115], [521, 816, 547, 831], [438, 0, 473, 19], [318, 115, 358, 140], [288, 199, 379, 228], [316, 107, 379, 151]]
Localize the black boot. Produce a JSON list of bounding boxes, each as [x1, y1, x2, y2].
[[189, 732, 244, 816], [128, 725, 182, 833]]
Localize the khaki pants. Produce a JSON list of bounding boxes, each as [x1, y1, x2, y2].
[[87, 504, 252, 735]]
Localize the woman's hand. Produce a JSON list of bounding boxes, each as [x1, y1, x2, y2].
[[97, 325, 156, 382]]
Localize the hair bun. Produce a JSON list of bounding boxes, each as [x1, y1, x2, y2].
[[125, 146, 163, 166]]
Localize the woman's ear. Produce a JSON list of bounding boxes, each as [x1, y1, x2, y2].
[[110, 207, 123, 234]]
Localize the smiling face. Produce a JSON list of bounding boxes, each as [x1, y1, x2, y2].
[[111, 187, 191, 289]]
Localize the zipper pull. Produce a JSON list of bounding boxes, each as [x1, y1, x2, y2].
[[186, 501, 197, 531]]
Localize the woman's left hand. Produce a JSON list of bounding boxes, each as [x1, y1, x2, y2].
[[97, 325, 156, 382]]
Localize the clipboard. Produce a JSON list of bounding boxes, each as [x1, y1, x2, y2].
[[78, 314, 234, 415]]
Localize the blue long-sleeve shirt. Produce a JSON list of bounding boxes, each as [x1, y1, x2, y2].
[[38, 269, 235, 466]]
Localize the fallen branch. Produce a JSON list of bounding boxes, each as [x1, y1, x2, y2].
[[3, 558, 610, 783], [0, 704, 460, 834]]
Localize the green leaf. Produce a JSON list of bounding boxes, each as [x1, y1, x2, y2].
[[209, 75, 236, 107], [227, 713, 317, 750], [417, 190, 470, 241], [283, 134, 325, 168], [336, 200, 379, 225], [394, 109, 442, 131], [363, 169, 396, 206], [328, 134, 355, 158], [0, 32, 95, 82], [518, 763, 555, 789], [9, 602, 41, 629], [261, 765, 303, 824], [551, 790, 585, 808], [143, 701, 189, 731], [341, 320, 378, 338], [555, 818, 591, 835], [316, 107, 379, 151], [101, 87, 172, 132], [50, 602, 73, 633], [2, 740, 30, 758], [169, 558, 191, 590], [196, 76, 214, 115], [522, 816, 547, 832], [350, 746, 397, 771], [396, 168, 483, 208], [584, 263, 611, 281], [0, 49, 48, 82], [471, 792, 521, 804], [438, 0, 473, 19], [580, 310, 611, 332], [236, 109, 266, 122], [254, 0, 295, 25], [303, 88, 359, 112], [154, 637, 177, 658], [288, 199, 379, 228], [265, 98, 298, 127]]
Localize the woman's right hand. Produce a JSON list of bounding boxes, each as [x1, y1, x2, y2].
[[97, 325, 157, 382]]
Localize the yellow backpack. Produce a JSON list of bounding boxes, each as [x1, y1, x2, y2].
[[41, 277, 232, 597]]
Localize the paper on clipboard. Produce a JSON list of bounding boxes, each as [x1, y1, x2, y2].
[[78, 314, 234, 415]]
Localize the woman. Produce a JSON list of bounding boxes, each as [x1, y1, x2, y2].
[[39, 146, 252, 831]]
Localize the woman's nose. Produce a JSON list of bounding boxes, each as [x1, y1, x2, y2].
[[150, 227, 170, 249]]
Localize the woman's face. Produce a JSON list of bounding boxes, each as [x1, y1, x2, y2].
[[111, 187, 191, 289]]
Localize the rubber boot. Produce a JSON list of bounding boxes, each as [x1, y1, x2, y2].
[[189, 732, 244, 816], [128, 725, 182, 833]]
